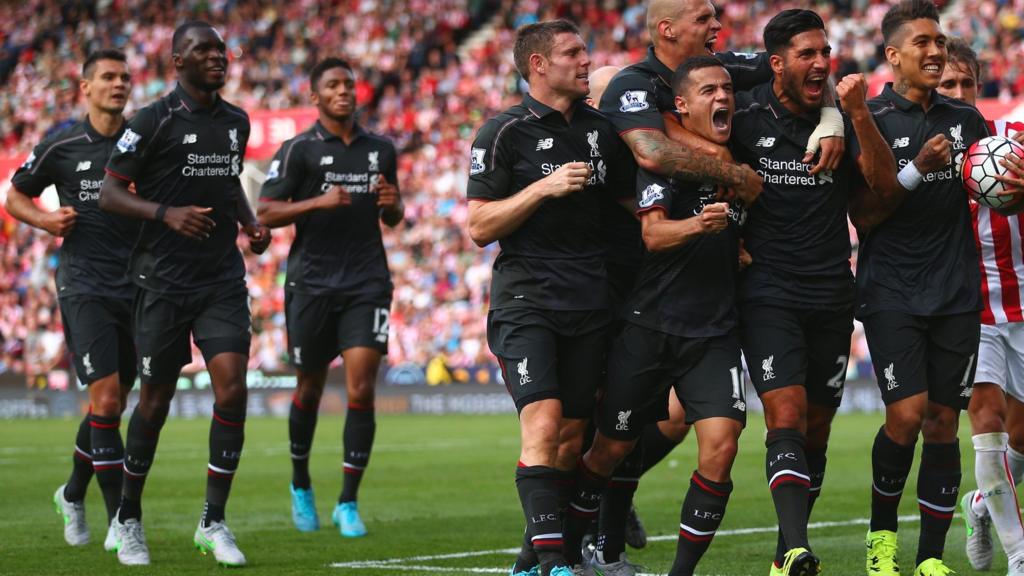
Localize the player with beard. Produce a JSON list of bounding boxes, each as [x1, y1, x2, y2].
[[7, 49, 136, 553], [98, 21, 270, 567], [595, 0, 848, 530], [467, 20, 634, 576], [727, 10, 900, 575], [934, 38, 1024, 575], [852, 2, 992, 574], [258, 58, 403, 538]]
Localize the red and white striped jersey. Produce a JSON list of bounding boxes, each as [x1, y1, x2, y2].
[[972, 119, 1024, 324]]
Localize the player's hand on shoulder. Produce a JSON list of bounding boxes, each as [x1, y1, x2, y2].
[[543, 161, 591, 198], [698, 202, 729, 234], [243, 223, 271, 254], [42, 206, 77, 237], [164, 205, 215, 240], [373, 176, 401, 209], [317, 185, 352, 210], [913, 133, 952, 175]]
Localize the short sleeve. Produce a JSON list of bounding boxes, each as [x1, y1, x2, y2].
[[467, 117, 515, 201], [635, 168, 673, 215], [715, 51, 772, 92], [105, 105, 160, 185], [259, 138, 306, 202], [599, 71, 665, 135], [10, 138, 57, 197]]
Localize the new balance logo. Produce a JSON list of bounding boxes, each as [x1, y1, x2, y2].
[[320, 156, 334, 166], [762, 355, 775, 381], [756, 137, 776, 148], [182, 133, 198, 144], [518, 358, 531, 386], [75, 161, 91, 172], [142, 356, 152, 377], [615, 410, 631, 431], [884, 363, 898, 390], [536, 138, 554, 151], [892, 137, 910, 148], [82, 353, 95, 375]]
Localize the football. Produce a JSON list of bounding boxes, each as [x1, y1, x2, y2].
[[961, 135, 1024, 209]]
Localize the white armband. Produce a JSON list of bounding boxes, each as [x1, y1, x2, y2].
[[897, 161, 924, 191]]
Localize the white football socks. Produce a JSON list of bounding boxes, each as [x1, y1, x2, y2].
[[974, 432, 1024, 560]]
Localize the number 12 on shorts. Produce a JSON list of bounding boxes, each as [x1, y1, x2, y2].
[[373, 308, 390, 344]]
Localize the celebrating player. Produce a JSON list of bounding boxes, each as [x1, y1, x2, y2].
[[98, 21, 270, 567], [7, 49, 136, 553], [851, 2, 992, 574], [258, 57, 402, 538], [729, 10, 899, 575], [467, 20, 634, 576], [935, 37, 1024, 575]]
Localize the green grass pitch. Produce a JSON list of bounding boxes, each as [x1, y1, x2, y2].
[[0, 413, 1007, 575]]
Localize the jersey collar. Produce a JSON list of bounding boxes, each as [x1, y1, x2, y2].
[[643, 45, 675, 86], [81, 115, 122, 141], [172, 83, 224, 115], [522, 93, 586, 126], [880, 82, 943, 112], [313, 120, 366, 143]]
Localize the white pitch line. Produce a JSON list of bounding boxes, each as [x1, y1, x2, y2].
[[330, 513, 923, 571]]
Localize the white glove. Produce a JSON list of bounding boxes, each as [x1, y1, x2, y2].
[[805, 107, 844, 156]]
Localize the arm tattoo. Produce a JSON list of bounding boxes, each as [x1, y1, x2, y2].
[[631, 130, 743, 186]]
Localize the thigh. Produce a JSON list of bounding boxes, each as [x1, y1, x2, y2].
[[676, 333, 747, 426], [975, 323, 1009, 388], [193, 283, 252, 363], [862, 311, 929, 406], [337, 292, 392, 355], [926, 312, 981, 410], [60, 296, 134, 385], [133, 289, 192, 385], [740, 304, 806, 397], [1002, 323, 1024, 402], [285, 291, 338, 370], [488, 308, 561, 414], [597, 323, 673, 441], [804, 306, 855, 408]]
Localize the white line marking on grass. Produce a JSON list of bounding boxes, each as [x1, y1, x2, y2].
[[330, 513, 924, 573]]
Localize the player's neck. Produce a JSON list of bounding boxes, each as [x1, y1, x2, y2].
[[86, 109, 124, 137], [772, 78, 811, 116], [179, 80, 218, 110], [893, 76, 933, 111], [653, 45, 686, 75], [528, 87, 577, 121], [320, 115, 357, 144]]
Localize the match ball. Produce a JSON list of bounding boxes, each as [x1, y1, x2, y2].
[[961, 135, 1024, 210]]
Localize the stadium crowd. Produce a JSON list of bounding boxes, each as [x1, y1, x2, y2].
[[1, 0, 1017, 382]]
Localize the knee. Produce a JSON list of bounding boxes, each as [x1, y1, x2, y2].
[[91, 395, 122, 418], [586, 435, 636, 475], [885, 409, 924, 445], [216, 379, 248, 412], [699, 437, 738, 479], [971, 406, 1006, 435], [921, 413, 959, 443], [556, 435, 584, 469], [347, 377, 376, 403]]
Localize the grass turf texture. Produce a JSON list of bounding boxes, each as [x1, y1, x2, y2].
[[0, 412, 1006, 575]]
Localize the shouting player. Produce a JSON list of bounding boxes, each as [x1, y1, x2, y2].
[[852, 2, 991, 574], [259, 57, 402, 538], [7, 49, 136, 553], [98, 21, 270, 567]]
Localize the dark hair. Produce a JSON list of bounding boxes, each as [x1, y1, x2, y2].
[[763, 9, 826, 56], [82, 49, 127, 79], [672, 55, 727, 95], [310, 57, 354, 90], [172, 20, 215, 54], [881, 0, 941, 45], [946, 37, 981, 83], [513, 19, 581, 81]]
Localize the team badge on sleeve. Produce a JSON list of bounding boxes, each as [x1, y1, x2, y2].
[[638, 183, 664, 208], [470, 147, 486, 175], [619, 91, 650, 113], [117, 128, 141, 154]]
